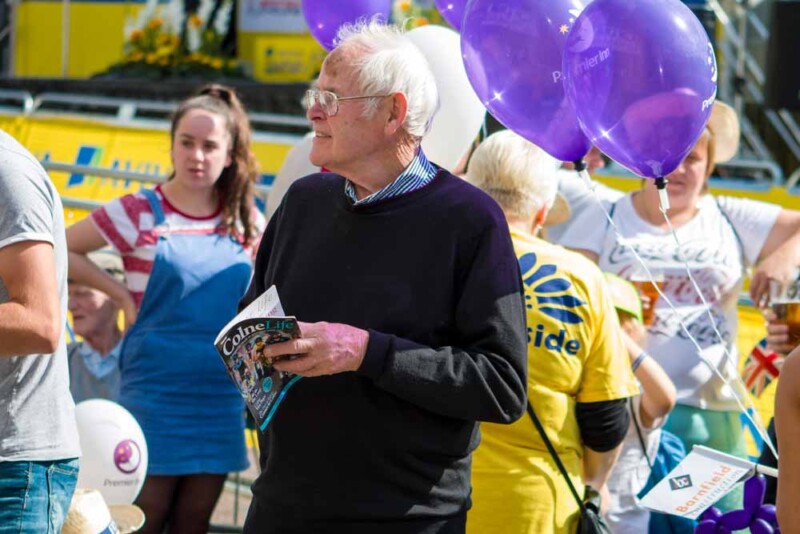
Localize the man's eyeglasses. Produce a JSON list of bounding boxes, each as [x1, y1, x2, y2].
[[304, 89, 392, 117]]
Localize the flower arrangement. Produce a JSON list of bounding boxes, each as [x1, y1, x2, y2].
[[95, 0, 247, 80], [392, 0, 447, 29]]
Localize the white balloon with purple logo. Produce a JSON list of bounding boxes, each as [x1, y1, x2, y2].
[[75, 399, 148, 505]]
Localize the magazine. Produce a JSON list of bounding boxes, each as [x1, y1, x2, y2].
[[214, 286, 302, 432]]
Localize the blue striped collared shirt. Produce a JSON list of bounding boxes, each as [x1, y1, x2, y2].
[[344, 149, 437, 206]]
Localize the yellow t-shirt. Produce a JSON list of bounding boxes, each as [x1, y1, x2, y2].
[[468, 229, 639, 534]]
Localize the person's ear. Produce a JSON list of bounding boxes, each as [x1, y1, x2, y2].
[[533, 205, 548, 232], [385, 93, 408, 136]]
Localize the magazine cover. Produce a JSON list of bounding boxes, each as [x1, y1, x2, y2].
[[214, 286, 302, 432]]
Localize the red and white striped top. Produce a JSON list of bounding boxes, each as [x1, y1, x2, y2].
[[91, 185, 264, 309]]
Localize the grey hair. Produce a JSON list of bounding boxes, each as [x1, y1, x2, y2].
[[334, 18, 439, 139], [466, 130, 560, 218]]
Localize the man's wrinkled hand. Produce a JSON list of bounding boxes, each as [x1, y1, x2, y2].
[[263, 321, 370, 377]]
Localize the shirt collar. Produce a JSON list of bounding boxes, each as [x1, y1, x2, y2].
[[78, 339, 122, 360], [344, 148, 437, 206]]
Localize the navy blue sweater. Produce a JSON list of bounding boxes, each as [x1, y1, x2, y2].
[[240, 170, 527, 532]]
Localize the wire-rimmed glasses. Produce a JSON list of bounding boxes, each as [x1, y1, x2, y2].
[[304, 89, 392, 116]]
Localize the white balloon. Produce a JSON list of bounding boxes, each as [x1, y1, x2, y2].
[[267, 132, 320, 221], [75, 399, 148, 505], [407, 25, 486, 171]]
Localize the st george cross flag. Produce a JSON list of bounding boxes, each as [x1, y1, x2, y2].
[[740, 338, 783, 397]]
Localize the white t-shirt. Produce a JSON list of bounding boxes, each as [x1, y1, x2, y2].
[[546, 170, 624, 245], [606, 395, 665, 534], [560, 193, 780, 410]]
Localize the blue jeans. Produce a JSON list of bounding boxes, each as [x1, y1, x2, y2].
[[0, 458, 79, 533]]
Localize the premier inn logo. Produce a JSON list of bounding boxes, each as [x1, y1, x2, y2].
[[669, 475, 693, 491]]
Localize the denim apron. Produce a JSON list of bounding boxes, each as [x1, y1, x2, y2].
[[118, 188, 250, 475]]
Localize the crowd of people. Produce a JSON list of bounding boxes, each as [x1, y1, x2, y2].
[[2, 18, 800, 534]]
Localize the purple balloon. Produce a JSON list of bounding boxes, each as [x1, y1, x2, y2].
[[301, 0, 392, 51], [720, 509, 753, 531], [751, 518, 776, 534], [563, 0, 717, 178], [745, 475, 767, 514], [694, 520, 718, 534], [435, 0, 467, 31], [700, 507, 723, 522], [757, 504, 778, 526], [461, 0, 591, 162]]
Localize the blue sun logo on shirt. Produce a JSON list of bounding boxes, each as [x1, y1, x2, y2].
[[518, 252, 585, 324]]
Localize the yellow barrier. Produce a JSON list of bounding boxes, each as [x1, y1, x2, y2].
[[737, 304, 776, 459], [1, 113, 297, 213], [596, 174, 798, 210]]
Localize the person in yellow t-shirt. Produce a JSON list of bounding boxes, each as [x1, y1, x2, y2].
[[465, 130, 639, 534]]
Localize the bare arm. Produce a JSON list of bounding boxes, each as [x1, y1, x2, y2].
[[633, 355, 676, 427], [66, 217, 137, 329], [776, 346, 800, 529], [583, 444, 623, 492], [751, 209, 800, 305], [620, 320, 676, 427], [0, 241, 61, 356]]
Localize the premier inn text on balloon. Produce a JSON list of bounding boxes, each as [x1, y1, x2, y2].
[[104, 477, 140, 487], [552, 48, 610, 84]]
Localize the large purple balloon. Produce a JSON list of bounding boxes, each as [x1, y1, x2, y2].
[[301, 0, 392, 51], [461, 0, 591, 162], [435, 0, 467, 31], [563, 0, 717, 178]]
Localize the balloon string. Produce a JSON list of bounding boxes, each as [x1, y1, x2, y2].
[[576, 170, 778, 461], [654, 177, 670, 211], [657, 199, 778, 460]]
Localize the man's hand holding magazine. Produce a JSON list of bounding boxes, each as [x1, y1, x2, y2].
[[267, 321, 369, 377]]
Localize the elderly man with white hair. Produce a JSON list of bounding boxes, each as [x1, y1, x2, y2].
[[466, 130, 638, 534], [239, 20, 528, 533]]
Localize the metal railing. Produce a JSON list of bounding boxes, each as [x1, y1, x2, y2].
[[45, 161, 274, 215], [0, 88, 34, 113], [708, 0, 800, 180], [31, 92, 310, 131], [716, 157, 784, 185]]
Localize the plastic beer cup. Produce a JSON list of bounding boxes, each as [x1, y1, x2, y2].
[[629, 270, 664, 326]]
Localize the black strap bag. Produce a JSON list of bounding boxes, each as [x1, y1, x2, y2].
[[526, 402, 613, 534]]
